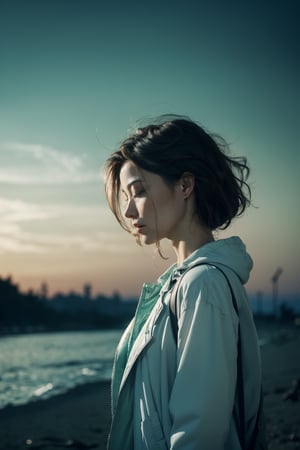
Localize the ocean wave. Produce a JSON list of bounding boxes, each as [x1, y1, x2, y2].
[[0, 329, 122, 409]]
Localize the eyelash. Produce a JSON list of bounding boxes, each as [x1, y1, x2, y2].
[[121, 186, 145, 204], [133, 189, 145, 198]]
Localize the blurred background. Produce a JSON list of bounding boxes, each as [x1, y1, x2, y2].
[[0, 3, 299, 449]]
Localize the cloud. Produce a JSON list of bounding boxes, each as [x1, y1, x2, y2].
[[0, 198, 54, 222], [0, 226, 128, 254], [0, 234, 44, 254], [0, 198, 108, 223], [0, 141, 101, 184], [5, 141, 83, 172], [0, 198, 128, 254], [0, 140, 123, 254]]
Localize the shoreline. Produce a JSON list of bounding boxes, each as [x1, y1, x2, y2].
[[0, 327, 300, 450]]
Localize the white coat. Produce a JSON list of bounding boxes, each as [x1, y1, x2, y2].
[[107, 237, 262, 450]]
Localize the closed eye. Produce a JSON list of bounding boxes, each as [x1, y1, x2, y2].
[[133, 189, 145, 198], [131, 180, 146, 198]]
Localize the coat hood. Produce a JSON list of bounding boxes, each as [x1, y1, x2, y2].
[[175, 236, 253, 285]]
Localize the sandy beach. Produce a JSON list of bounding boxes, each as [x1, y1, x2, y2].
[[0, 322, 299, 450], [257, 320, 300, 450], [0, 380, 111, 450]]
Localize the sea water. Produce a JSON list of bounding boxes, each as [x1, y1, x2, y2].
[[0, 324, 294, 409], [0, 329, 122, 409]]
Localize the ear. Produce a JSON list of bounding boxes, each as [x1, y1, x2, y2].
[[179, 172, 195, 199]]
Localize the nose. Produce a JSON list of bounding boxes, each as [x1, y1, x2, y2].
[[124, 198, 138, 219]]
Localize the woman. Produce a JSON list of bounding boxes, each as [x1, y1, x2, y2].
[[104, 116, 265, 450]]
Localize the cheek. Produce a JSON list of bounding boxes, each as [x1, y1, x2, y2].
[[140, 198, 155, 216], [157, 190, 179, 212], [158, 195, 184, 225]]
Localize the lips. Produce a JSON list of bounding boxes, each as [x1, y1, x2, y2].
[[133, 223, 145, 231]]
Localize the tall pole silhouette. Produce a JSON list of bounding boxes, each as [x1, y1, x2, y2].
[[271, 268, 283, 318]]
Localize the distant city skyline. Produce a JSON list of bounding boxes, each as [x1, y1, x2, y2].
[[0, 1, 299, 303]]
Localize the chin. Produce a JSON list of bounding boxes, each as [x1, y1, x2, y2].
[[132, 232, 153, 246], [140, 234, 156, 246]]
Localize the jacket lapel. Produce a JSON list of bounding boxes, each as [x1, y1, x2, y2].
[[119, 296, 165, 393]]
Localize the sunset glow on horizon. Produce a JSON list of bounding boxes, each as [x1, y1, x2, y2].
[[0, 1, 299, 305]]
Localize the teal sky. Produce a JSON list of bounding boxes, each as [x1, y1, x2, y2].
[[0, 0, 299, 303]]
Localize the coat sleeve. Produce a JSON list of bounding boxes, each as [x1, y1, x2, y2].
[[169, 266, 239, 450]]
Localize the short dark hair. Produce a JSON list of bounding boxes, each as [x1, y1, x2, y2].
[[104, 116, 251, 231]]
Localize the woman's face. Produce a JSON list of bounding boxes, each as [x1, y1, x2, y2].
[[119, 161, 187, 245]]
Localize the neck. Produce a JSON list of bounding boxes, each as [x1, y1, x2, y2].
[[171, 225, 214, 265]]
